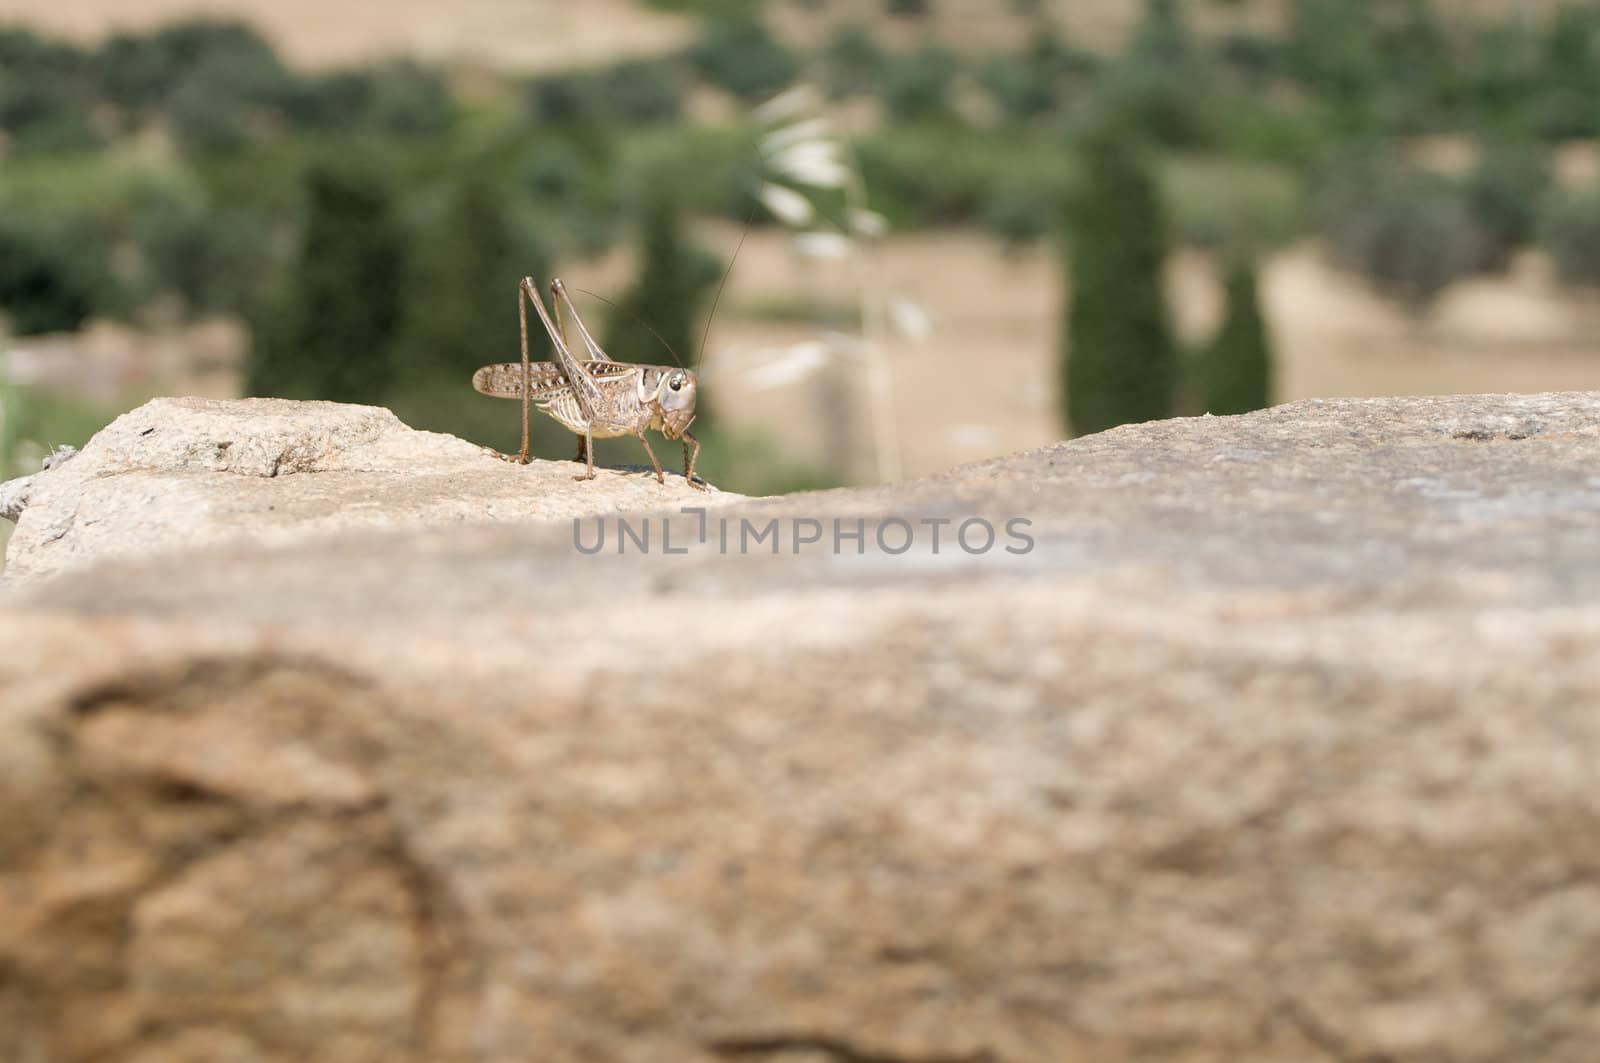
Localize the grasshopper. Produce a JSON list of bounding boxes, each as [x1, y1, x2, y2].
[[473, 277, 704, 489]]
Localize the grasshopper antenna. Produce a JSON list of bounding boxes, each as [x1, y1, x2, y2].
[[697, 196, 761, 371], [576, 194, 760, 372], [572, 288, 685, 369]]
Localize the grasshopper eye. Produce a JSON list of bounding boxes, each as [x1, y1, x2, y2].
[[669, 373, 684, 391]]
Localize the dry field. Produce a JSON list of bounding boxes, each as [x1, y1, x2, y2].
[[7, 0, 1578, 70], [13, 229, 1599, 486], [0, 0, 694, 70], [560, 228, 1600, 481]]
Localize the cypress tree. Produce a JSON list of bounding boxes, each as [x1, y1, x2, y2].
[[1201, 258, 1274, 416], [393, 170, 545, 385], [248, 161, 405, 402], [604, 185, 721, 416], [1062, 123, 1177, 436]]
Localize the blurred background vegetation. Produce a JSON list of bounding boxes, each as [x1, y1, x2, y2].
[[5, 0, 1600, 496]]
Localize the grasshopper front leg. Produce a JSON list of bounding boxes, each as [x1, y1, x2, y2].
[[682, 429, 705, 490], [635, 430, 665, 485]]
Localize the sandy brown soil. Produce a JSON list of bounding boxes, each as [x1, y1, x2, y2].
[[1, 0, 693, 71], [10, 0, 1575, 71], [10, 227, 1600, 486], [555, 228, 1600, 482]]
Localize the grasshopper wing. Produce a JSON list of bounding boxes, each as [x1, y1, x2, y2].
[[472, 361, 568, 398]]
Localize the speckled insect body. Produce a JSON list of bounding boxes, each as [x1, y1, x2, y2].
[[472, 278, 703, 488]]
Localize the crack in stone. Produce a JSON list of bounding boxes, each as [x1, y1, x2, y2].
[[709, 1034, 997, 1063]]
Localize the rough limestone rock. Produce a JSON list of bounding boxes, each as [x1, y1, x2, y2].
[[3, 392, 1600, 1063], [0, 396, 733, 582]]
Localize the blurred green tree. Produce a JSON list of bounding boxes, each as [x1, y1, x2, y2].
[[1062, 124, 1178, 436], [603, 184, 722, 419], [0, 29, 103, 155], [1466, 141, 1549, 273], [691, 13, 799, 102], [822, 23, 886, 99], [365, 60, 455, 135], [384, 170, 565, 453], [980, 25, 1089, 125], [1538, 5, 1600, 137], [1200, 257, 1274, 415], [881, 45, 961, 122], [394, 171, 547, 385], [605, 188, 721, 361], [96, 19, 295, 152], [247, 162, 406, 402], [0, 217, 115, 336], [982, 180, 1053, 250], [1370, 0, 1458, 134], [1468, 18, 1541, 133], [131, 187, 270, 318], [1106, 0, 1210, 145], [1542, 186, 1600, 287], [1286, 0, 1379, 114], [1319, 153, 1480, 311]]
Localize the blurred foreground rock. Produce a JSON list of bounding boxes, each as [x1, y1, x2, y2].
[[0, 396, 731, 582], [3, 392, 1600, 1062]]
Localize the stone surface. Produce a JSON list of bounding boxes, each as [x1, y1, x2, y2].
[[3, 392, 1600, 1062], [0, 397, 733, 582]]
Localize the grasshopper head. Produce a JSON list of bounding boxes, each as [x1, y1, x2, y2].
[[654, 368, 698, 439]]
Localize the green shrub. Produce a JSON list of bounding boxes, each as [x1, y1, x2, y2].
[[96, 19, 295, 151], [982, 181, 1054, 249], [1213, 99, 1333, 169], [0, 381, 116, 481], [247, 160, 406, 402], [598, 59, 688, 124], [1100, 0, 1212, 145], [856, 128, 1073, 228], [0, 29, 103, 155], [129, 184, 271, 317], [365, 60, 455, 135], [979, 28, 1092, 125], [1217, 31, 1285, 86], [1368, 1, 1459, 135], [1285, 0, 1380, 111], [530, 59, 686, 126], [1465, 142, 1549, 273], [1467, 19, 1541, 132], [1542, 186, 1600, 287], [604, 182, 722, 374], [285, 71, 375, 132], [1160, 155, 1308, 251], [821, 23, 885, 99], [165, 60, 256, 154], [1535, 6, 1600, 137], [880, 45, 960, 122], [0, 216, 117, 335], [690, 14, 799, 102], [393, 170, 542, 387], [1062, 122, 1178, 436], [1318, 153, 1480, 310]]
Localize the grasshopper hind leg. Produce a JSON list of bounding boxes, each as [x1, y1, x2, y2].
[[574, 425, 596, 481]]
